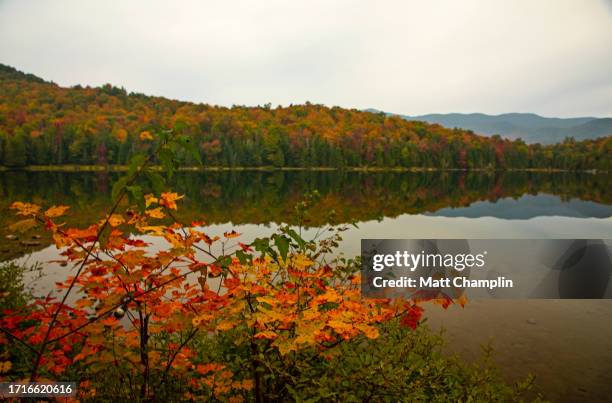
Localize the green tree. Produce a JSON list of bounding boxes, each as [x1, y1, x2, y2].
[[4, 132, 28, 167]]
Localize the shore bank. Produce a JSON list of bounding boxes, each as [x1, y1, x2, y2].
[[0, 165, 605, 174]]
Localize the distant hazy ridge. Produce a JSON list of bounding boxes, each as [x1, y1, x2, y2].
[[366, 109, 612, 144]]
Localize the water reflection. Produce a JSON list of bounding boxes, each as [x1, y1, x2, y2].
[[1, 170, 610, 222], [1, 170, 610, 262]]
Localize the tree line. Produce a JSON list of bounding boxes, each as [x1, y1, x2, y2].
[[0, 64, 610, 170]]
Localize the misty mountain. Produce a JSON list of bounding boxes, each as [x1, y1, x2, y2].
[[366, 110, 612, 144]]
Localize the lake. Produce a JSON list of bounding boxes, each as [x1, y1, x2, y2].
[[1, 170, 611, 402]]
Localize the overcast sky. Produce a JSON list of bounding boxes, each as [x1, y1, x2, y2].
[[1, 0, 611, 117]]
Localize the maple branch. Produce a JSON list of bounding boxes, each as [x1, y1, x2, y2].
[[0, 326, 38, 354], [46, 259, 214, 344], [162, 327, 199, 383], [28, 138, 173, 381]]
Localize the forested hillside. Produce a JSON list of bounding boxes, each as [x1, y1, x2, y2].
[[1, 64, 610, 170]]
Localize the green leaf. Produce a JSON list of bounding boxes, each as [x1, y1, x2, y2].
[[236, 250, 250, 265], [286, 385, 299, 399], [173, 120, 188, 132], [111, 176, 129, 201], [218, 255, 232, 268], [146, 171, 165, 195], [126, 185, 144, 212], [273, 234, 290, 262], [252, 237, 280, 260], [266, 247, 278, 261], [159, 147, 175, 179], [177, 135, 202, 165], [286, 228, 306, 250], [128, 154, 146, 176], [252, 237, 270, 253], [158, 130, 170, 143]]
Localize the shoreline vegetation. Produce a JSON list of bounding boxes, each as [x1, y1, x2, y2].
[[0, 164, 607, 173]]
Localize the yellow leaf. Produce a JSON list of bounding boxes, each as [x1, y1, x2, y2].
[[44, 205, 70, 218], [291, 253, 313, 270], [274, 339, 297, 356], [255, 296, 277, 306], [317, 289, 341, 304], [356, 324, 380, 339], [8, 218, 37, 233], [164, 232, 184, 248], [108, 214, 125, 227], [138, 225, 165, 236], [256, 306, 286, 324], [53, 232, 72, 248], [145, 194, 158, 208], [294, 319, 324, 345], [328, 320, 353, 334], [146, 207, 165, 219]]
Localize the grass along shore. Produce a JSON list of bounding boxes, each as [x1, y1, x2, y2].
[[0, 164, 605, 173]]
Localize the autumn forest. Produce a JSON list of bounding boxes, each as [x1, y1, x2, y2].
[[1, 64, 610, 171]]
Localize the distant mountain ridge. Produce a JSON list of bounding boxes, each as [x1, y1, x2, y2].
[[366, 109, 612, 144]]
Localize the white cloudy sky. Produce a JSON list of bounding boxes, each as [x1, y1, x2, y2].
[[1, 0, 611, 117]]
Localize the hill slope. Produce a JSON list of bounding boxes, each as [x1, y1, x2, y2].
[[1, 64, 610, 171]]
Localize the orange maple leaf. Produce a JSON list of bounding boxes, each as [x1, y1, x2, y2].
[[254, 330, 278, 340], [224, 230, 241, 239], [195, 363, 225, 375], [45, 205, 70, 218], [160, 192, 184, 210], [10, 201, 41, 216]]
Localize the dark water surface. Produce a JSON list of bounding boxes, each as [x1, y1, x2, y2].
[[1, 170, 611, 402]]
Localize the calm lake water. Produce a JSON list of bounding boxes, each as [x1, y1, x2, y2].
[[1, 170, 610, 257], [1, 170, 611, 402]]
